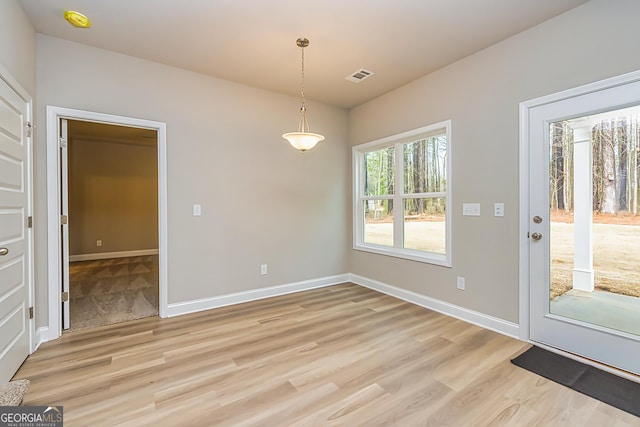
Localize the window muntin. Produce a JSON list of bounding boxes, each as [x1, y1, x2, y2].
[[354, 121, 451, 266]]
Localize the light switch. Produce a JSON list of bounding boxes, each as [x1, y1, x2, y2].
[[462, 203, 480, 216], [192, 204, 202, 216]]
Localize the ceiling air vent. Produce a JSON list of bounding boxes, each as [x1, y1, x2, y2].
[[345, 69, 374, 83]]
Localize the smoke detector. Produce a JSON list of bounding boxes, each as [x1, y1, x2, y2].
[[345, 69, 374, 83]]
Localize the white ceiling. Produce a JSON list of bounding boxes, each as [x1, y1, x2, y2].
[[18, 0, 589, 109]]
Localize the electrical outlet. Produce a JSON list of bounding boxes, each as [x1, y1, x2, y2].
[[494, 203, 504, 217], [260, 264, 268, 275], [96, 239, 102, 247], [456, 276, 465, 291]]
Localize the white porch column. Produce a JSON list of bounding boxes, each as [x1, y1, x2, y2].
[[569, 121, 594, 292]]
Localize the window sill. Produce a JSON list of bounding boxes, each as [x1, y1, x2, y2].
[[353, 243, 451, 267]]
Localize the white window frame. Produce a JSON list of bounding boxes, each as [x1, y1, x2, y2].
[[352, 120, 452, 267]]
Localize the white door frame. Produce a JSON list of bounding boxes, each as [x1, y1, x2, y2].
[[0, 64, 35, 354], [46, 106, 168, 340], [519, 69, 640, 377], [59, 118, 70, 329]]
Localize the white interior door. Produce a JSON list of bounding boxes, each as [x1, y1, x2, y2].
[[528, 74, 640, 375], [60, 119, 70, 330], [0, 75, 32, 382]]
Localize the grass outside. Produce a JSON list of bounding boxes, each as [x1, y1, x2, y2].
[[550, 209, 640, 299], [364, 214, 445, 254], [551, 221, 640, 299]]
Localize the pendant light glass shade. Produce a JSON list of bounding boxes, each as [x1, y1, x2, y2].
[[283, 38, 324, 152], [283, 131, 325, 151], [283, 105, 325, 151]]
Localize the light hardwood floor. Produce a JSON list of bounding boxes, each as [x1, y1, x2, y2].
[[14, 283, 639, 426]]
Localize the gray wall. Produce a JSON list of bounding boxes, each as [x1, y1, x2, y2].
[[349, 0, 640, 323], [68, 139, 159, 256], [0, 0, 35, 95], [34, 35, 350, 321]]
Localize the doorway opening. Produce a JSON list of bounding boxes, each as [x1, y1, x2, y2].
[[46, 106, 168, 341], [65, 120, 159, 331]]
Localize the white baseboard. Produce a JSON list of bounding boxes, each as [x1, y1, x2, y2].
[[69, 249, 159, 262], [166, 274, 351, 318], [34, 326, 49, 352], [349, 274, 520, 339]]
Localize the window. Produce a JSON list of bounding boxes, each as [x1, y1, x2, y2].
[[353, 120, 451, 266]]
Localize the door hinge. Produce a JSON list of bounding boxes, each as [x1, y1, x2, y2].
[[58, 137, 67, 149], [29, 307, 34, 319], [60, 215, 68, 225], [27, 216, 33, 228], [25, 121, 34, 138], [61, 292, 69, 302]]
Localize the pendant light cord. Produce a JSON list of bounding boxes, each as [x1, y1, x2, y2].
[[300, 45, 306, 109], [299, 44, 309, 133]]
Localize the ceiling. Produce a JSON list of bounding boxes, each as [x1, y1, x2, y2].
[[19, 0, 589, 109]]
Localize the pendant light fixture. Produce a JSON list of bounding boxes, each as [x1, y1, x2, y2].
[[282, 38, 325, 152]]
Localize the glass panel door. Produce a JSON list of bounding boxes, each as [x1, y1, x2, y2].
[[527, 73, 640, 375]]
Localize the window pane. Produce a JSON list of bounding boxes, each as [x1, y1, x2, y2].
[[403, 136, 447, 194], [364, 199, 393, 246], [364, 147, 395, 196], [548, 107, 640, 336], [403, 198, 446, 253]]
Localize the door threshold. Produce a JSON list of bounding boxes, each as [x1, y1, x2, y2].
[[532, 341, 640, 384]]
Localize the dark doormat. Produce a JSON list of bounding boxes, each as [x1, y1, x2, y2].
[[511, 346, 640, 417]]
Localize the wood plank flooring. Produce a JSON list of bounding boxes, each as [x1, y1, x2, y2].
[[14, 283, 639, 426]]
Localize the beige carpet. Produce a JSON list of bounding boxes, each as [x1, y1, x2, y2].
[[67, 255, 159, 332], [0, 379, 29, 406]]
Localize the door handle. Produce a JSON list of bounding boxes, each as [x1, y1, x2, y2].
[[531, 232, 542, 241], [0, 247, 8, 256]]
